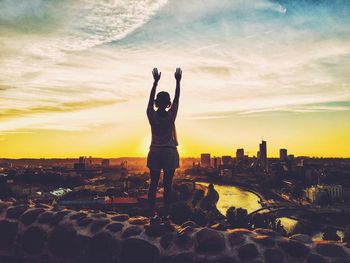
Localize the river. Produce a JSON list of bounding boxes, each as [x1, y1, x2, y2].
[[197, 182, 344, 241]]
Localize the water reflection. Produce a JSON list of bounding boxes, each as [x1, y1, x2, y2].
[[197, 182, 261, 214], [197, 182, 344, 240]]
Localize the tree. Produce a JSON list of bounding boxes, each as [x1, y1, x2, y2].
[[226, 207, 248, 228]]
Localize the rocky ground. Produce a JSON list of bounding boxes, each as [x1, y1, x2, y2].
[[0, 200, 349, 263]]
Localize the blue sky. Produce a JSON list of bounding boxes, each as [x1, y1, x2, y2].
[[0, 0, 349, 157]]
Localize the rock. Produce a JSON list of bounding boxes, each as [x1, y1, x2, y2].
[[111, 214, 129, 222], [252, 235, 275, 247], [90, 219, 110, 232], [121, 238, 159, 263], [214, 257, 236, 263], [176, 232, 193, 248], [254, 228, 281, 238], [40, 254, 51, 263], [264, 248, 284, 263], [178, 226, 194, 236], [6, 205, 28, 219], [50, 210, 71, 226], [307, 253, 327, 263], [315, 243, 346, 258], [88, 232, 119, 263], [70, 212, 87, 221], [289, 234, 312, 244], [49, 224, 77, 258], [278, 239, 310, 258], [227, 229, 250, 246], [160, 233, 175, 249], [77, 217, 93, 227], [0, 220, 18, 249], [106, 222, 124, 232], [21, 226, 47, 254], [20, 208, 45, 226], [92, 212, 107, 218], [37, 211, 54, 224], [145, 224, 167, 237], [34, 203, 52, 209], [122, 226, 143, 238], [210, 223, 227, 231], [75, 234, 91, 261], [171, 253, 194, 263], [238, 243, 259, 261], [195, 228, 225, 253], [128, 216, 149, 225], [181, 221, 198, 228], [332, 259, 350, 263], [146, 222, 174, 237]]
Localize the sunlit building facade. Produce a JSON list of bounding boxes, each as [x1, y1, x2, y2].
[[305, 184, 343, 203]]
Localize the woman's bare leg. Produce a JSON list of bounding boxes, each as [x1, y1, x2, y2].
[[148, 170, 161, 216], [163, 169, 175, 216]]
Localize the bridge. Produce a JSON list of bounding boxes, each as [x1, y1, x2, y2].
[[248, 205, 341, 218]]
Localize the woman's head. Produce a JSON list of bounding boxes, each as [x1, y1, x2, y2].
[[155, 91, 171, 109]]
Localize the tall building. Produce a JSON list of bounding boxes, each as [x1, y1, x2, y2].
[[221, 155, 233, 166], [280, 149, 288, 161], [200, 153, 211, 168], [259, 140, 268, 171], [212, 157, 222, 169], [236, 148, 244, 160]]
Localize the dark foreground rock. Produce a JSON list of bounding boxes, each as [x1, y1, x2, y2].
[[0, 201, 349, 263]]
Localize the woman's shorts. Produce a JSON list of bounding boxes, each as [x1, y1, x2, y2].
[[147, 147, 179, 171]]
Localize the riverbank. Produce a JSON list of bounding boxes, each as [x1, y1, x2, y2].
[[194, 179, 267, 206]]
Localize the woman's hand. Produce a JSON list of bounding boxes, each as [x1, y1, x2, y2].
[[174, 68, 182, 82], [152, 68, 161, 83]]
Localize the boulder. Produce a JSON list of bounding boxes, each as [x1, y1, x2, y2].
[[20, 208, 45, 226], [238, 243, 259, 261], [37, 211, 54, 224], [278, 239, 310, 258], [111, 214, 129, 222], [122, 226, 143, 238], [121, 238, 159, 263], [251, 235, 275, 247], [128, 216, 149, 225], [195, 228, 225, 254], [48, 224, 78, 258], [315, 242, 346, 258], [88, 231, 119, 263], [6, 205, 28, 219], [21, 226, 47, 254], [307, 253, 327, 263], [0, 220, 18, 249], [106, 222, 124, 232], [90, 219, 110, 232], [264, 248, 284, 263], [289, 234, 312, 244]]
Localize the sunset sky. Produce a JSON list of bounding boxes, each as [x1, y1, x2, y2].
[[0, 0, 349, 158]]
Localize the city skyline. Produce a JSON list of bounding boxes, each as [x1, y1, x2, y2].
[[1, 0, 350, 158]]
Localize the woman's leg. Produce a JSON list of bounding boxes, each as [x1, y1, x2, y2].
[[148, 169, 161, 216], [163, 169, 175, 216]]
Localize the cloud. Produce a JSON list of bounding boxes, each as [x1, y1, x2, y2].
[[0, 98, 125, 120], [0, 0, 349, 134]]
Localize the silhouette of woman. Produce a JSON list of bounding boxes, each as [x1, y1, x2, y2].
[[147, 67, 182, 221]]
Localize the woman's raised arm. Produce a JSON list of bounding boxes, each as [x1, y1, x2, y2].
[[147, 68, 161, 109]]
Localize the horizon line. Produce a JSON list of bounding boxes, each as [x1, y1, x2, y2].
[[1, 156, 350, 160]]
